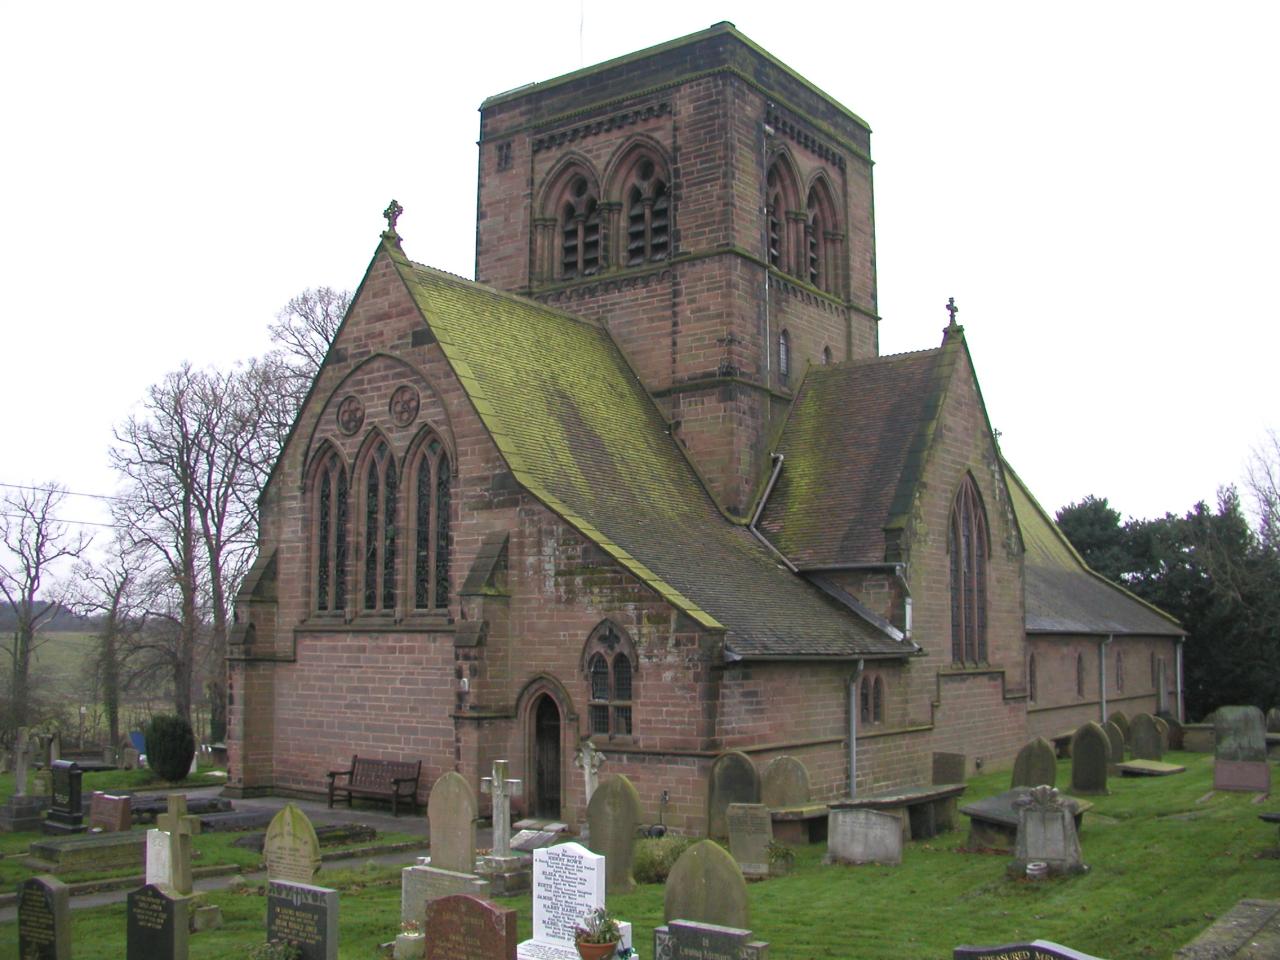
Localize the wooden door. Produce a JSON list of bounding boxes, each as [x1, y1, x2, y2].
[[533, 694, 561, 819]]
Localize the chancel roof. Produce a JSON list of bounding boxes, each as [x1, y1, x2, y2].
[[384, 241, 909, 660]]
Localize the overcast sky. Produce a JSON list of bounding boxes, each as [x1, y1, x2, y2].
[[2, 1, 1277, 564]]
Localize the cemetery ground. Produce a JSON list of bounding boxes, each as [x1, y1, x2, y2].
[[2, 750, 1278, 959]]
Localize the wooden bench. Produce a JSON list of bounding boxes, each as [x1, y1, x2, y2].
[[327, 756, 421, 817]]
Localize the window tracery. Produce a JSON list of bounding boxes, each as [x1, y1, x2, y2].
[[583, 622, 636, 738], [624, 157, 669, 265]]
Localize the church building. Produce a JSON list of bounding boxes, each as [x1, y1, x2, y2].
[[225, 23, 1184, 832]]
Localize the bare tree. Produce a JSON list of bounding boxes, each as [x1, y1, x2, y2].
[[1246, 428, 1280, 551], [267, 286, 351, 380], [0, 484, 90, 731]]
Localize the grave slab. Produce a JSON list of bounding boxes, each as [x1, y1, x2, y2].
[[26, 831, 145, 874], [1116, 759, 1186, 777], [1174, 898, 1280, 959], [400, 864, 491, 932]]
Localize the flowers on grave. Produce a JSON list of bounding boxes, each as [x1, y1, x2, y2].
[[574, 906, 626, 958], [400, 920, 423, 936]]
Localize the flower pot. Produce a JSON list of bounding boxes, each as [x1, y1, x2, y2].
[[394, 931, 426, 960], [575, 940, 619, 960]]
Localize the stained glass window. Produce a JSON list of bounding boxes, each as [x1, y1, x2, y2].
[[949, 476, 989, 664]]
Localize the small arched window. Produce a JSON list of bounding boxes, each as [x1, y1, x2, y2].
[[1116, 650, 1125, 692], [804, 179, 839, 294], [1028, 654, 1038, 702], [413, 436, 451, 610], [560, 175, 601, 279], [872, 676, 884, 724], [948, 475, 989, 664], [859, 676, 871, 724], [584, 623, 636, 738], [314, 449, 348, 613], [1076, 652, 1086, 697], [778, 329, 791, 385], [766, 166, 785, 269], [822, 346, 833, 365], [625, 157, 669, 265], [363, 438, 398, 613]]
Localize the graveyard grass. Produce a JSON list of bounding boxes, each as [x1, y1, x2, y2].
[[4, 750, 1279, 959]]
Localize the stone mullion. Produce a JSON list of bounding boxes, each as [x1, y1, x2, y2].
[[787, 210, 807, 278], [600, 201, 622, 271], [532, 218, 556, 284]]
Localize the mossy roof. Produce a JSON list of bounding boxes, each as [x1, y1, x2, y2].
[[384, 242, 905, 659], [1005, 463, 1183, 637]]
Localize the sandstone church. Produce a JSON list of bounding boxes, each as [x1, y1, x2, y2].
[[225, 23, 1183, 833]]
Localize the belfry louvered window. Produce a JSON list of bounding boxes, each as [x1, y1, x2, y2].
[[949, 475, 989, 664], [560, 176, 601, 279], [625, 158, 669, 265]]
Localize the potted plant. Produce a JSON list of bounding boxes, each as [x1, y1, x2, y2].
[[394, 919, 425, 960], [574, 906, 622, 960]]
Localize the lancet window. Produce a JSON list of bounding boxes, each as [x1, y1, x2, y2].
[[560, 175, 601, 279], [949, 475, 989, 664], [413, 437, 451, 610], [625, 158, 669, 265], [314, 449, 348, 613], [363, 439, 398, 613]]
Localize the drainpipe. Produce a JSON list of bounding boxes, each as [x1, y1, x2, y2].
[[848, 659, 865, 799], [1175, 638, 1185, 722], [748, 454, 798, 573], [893, 564, 913, 642], [1099, 635, 1112, 724]]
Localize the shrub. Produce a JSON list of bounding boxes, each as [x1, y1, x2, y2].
[[144, 714, 195, 783], [633, 834, 691, 884]]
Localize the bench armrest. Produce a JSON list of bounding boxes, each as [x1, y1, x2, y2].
[[327, 767, 354, 782]]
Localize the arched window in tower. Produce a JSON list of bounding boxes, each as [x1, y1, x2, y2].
[[560, 175, 601, 279], [778, 329, 791, 385], [948, 475, 989, 664], [766, 165, 784, 269], [765, 157, 801, 273], [413, 436, 451, 611], [583, 622, 636, 738], [314, 449, 348, 613], [363, 438, 398, 613], [822, 345, 833, 365], [805, 178, 839, 294], [625, 157, 670, 265]]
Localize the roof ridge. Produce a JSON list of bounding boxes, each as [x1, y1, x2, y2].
[[407, 259, 607, 332]]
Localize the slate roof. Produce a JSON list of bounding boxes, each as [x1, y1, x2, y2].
[[758, 344, 955, 567], [385, 242, 909, 660], [1005, 464, 1183, 637]]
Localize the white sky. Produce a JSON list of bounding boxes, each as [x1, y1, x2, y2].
[[2, 1, 1277, 561]]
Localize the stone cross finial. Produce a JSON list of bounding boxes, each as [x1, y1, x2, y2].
[[574, 740, 607, 804], [383, 199, 404, 238], [480, 760, 523, 859], [946, 297, 959, 327]]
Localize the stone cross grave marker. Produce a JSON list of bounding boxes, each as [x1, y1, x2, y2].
[[727, 802, 772, 879], [264, 802, 322, 884], [1130, 713, 1165, 761], [826, 807, 903, 866], [90, 792, 132, 833], [654, 918, 770, 960], [127, 882, 189, 960], [1213, 705, 1271, 792], [1011, 737, 1057, 789], [157, 793, 201, 836], [587, 774, 642, 894], [574, 740, 607, 806], [663, 838, 750, 929], [480, 759, 523, 860], [19, 874, 70, 960], [267, 879, 339, 960], [517, 841, 632, 958], [707, 751, 760, 839], [427, 893, 517, 960], [1012, 785, 1085, 876]]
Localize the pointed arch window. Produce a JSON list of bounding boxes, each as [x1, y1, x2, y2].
[[560, 175, 601, 279], [822, 345, 833, 365], [625, 157, 670, 265], [872, 676, 884, 723], [413, 436, 451, 611], [765, 161, 795, 271], [314, 450, 348, 613], [860, 676, 871, 724], [363, 439, 398, 613], [778, 329, 791, 385], [583, 623, 636, 738], [948, 476, 989, 664]]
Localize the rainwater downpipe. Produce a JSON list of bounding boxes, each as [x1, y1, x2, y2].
[[1099, 634, 1113, 725], [1176, 638, 1185, 722], [849, 658, 865, 799]]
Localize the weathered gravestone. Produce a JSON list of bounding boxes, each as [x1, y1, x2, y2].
[[157, 793, 202, 837], [402, 772, 489, 931], [1103, 720, 1126, 769], [1130, 713, 1165, 761], [1069, 722, 1109, 796], [127, 883, 189, 960], [727, 802, 772, 879], [760, 756, 810, 807], [1011, 737, 1058, 789], [826, 807, 903, 865], [1268, 708, 1280, 734], [265, 802, 322, 884], [1011, 785, 1086, 877], [961, 787, 1091, 852], [267, 879, 339, 960], [428, 894, 517, 960], [18, 874, 70, 960], [933, 752, 967, 785], [654, 919, 770, 960], [1158, 711, 1185, 750], [517, 841, 632, 959], [1153, 715, 1170, 750], [586, 774, 641, 894], [1213, 705, 1271, 792], [664, 839, 749, 929], [89, 791, 132, 832], [1109, 710, 1130, 744], [955, 940, 1105, 959], [707, 751, 760, 839], [43, 761, 84, 835]]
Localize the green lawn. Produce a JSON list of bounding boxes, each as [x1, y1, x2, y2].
[[3, 752, 1278, 959]]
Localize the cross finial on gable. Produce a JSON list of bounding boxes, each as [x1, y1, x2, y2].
[[382, 199, 404, 241], [946, 297, 959, 327], [943, 296, 964, 341]]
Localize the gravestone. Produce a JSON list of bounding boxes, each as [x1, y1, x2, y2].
[[264, 802, 322, 884], [1153, 715, 1170, 750], [127, 883, 189, 960], [517, 841, 632, 959], [1213, 705, 1271, 792], [1010, 737, 1057, 789], [1268, 708, 1280, 734], [0, 727, 46, 832], [760, 755, 811, 807], [727, 802, 772, 879], [1069, 722, 1110, 796], [1158, 712, 1185, 749], [826, 807, 903, 865], [1011, 785, 1086, 876], [707, 751, 760, 839], [960, 787, 1091, 852], [663, 839, 749, 929], [43, 761, 85, 835], [89, 792, 132, 832], [574, 740, 606, 806], [1109, 710, 1130, 743], [1183, 723, 1215, 752], [1130, 713, 1165, 761], [510, 828, 563, 852], [18, 874, 70, 960], [1103, 720, 1126, 768], [427, 894, 517, 960], [267, 879, 339, 960], [401, 771, 490, 931], [932, 752, 967, 785], [480, 759, 530, 895], [654, 919, 770, 960], [586, 774, 642, 894], [122, 747, 141, 770], [955, 940, 1105, 959]]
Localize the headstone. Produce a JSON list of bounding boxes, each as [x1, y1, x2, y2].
[[955, 940, 1104, 959], [126, 883, 189, 960], [586, 774, 642, 893], [122, 747, 141, 770], [1109, 710, 1130, 743], [932, 752, 966, 785], [429, 772, 477, 873], [1130, 713, 1165, 761], [574, 740, 606, 806], [1158, 712, 1185, 750], [48, 731, 62, 765], [517, 841, 633, 958], [1213, 705, 1271, 792], [43, 761, 85, 835], [264, 802, 322, 884], [33, 769, 52, 798], [760, 755, 811, 807], [146, 829, 173, 887], [480, 760, 523, 860], [826, 807, 903, 865], [18, 875, 70, 960], [707, 751, 760, 839], [427, 894, 517, 960], [1268, 708, 1280, 734], [1103, 720, 1126, 767], [663, 839, 749, 929], [727, 803, 773, 878], [0, 728, 46, 832], [89, 792, 132, 832], [1010, 737, 1057, 789], [267, 879, 339, 960], [654, 919, 769, 960], [1011, 785, 1086, 876], [1153, 715, 1170, 751], [1069, 722, 1110, 796]]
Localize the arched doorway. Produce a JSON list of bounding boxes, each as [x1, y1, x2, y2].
[[532, 694, 561, 818]]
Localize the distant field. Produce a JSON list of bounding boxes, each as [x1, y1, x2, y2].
[[26, 630, 97, 691]]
